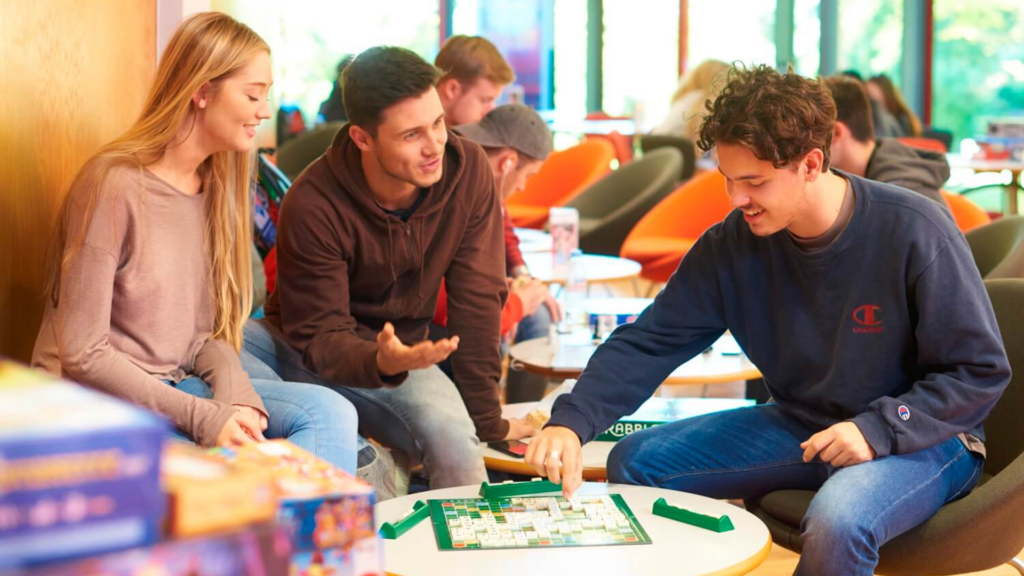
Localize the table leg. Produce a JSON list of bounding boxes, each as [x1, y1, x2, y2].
[[1004, 169, 1022, 216]]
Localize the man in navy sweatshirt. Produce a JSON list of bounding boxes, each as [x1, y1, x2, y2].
[[525, 65, 1009, 576]]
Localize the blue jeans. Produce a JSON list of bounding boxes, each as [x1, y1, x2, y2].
[[516, 301, 554, 342], [242, 318, 487, 488], [168, 376, 358, 475], [607, 404, 983, 576], [505, 303, 554, 403]]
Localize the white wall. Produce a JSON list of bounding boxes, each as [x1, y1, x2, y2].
[[156, 0, 212, 59]]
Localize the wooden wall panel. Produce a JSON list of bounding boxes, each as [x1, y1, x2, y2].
[[0, 0, 156, 361]]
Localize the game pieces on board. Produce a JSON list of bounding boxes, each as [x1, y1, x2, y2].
[[429, 494, 652, 551]]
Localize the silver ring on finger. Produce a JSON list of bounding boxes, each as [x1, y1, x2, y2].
[[547, 450, 560, 461]]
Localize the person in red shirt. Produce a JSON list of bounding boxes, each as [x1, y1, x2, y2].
[[432, 104, 562, 401]]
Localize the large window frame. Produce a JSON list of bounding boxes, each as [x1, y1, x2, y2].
[[249, 0, 999, 141], [582, 0, 934, 123]]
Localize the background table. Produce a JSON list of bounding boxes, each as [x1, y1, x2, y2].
[[481, 399, 755, 480], [510, 333, 761, 385], [584, 296, 652, 319], [947, 155, 1024, 214], [523, 253, 642, 285], [375, 482, 771, 576], [514, 227, 553, 253], [543, 118, 639, 136]]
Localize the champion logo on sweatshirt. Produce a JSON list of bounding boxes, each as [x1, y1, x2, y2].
[[852, 304, 884, 333], [898, 405, 911, 421]]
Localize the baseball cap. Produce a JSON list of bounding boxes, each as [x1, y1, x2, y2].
[[456, 104, 553, 161]]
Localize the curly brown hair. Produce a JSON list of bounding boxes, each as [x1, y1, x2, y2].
[[697, 64, 836, 170]]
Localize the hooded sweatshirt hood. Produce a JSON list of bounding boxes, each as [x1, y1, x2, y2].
[[866, 138, 951, 209]]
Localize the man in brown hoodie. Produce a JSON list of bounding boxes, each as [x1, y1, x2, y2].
[[244, 46, 534, 489]]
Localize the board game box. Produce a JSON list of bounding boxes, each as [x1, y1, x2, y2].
[[162, 442, 278, 538], [209, 440, 382, 576], [14, 522, 292, 576], [0, 362, 168, 569], [594, 397, 754, 442], [429, 494, 651, 551]]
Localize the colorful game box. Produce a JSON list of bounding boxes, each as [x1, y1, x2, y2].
[[162, 442, 278, 538], [209, 440, 383, 576], [429, 494, 652, 550], [0, 362, 168, 569], [594, 397, 755, 442], [18, 522, 292, 576]]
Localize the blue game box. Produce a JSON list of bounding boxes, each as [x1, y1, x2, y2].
[[0, 362, 168, 570], [8, 522, 292, 576]]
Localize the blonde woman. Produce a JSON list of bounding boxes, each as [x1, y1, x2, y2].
[[32, 12, 357, 473], [652, 59, 729, 142]]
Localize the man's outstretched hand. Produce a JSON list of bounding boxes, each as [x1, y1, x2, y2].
[[376, 322, 459, 376]]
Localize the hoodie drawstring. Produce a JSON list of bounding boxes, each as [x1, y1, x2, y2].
[[416, 222, 426, 302], [385, 218, 398, 284]]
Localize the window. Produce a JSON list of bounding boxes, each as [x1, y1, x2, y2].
[[601, 0, 679, 127], [836, 0, 902, 81], [452, 0, 554, 109], [687, 0, 775, 70], [933, 0, 1024, 149], [452, 0, 481, 34], [215, 0, 440, 125], [552, 0, 588, 120], [792, 0, 821, 76]]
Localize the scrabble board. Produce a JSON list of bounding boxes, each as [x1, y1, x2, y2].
[[429, 494, 652, 551]]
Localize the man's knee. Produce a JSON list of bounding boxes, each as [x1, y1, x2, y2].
[[311, 386, 359, 429], [403, 370, 478, 441], [607, 431, 655, 486], [801, 492, 877, 553], [414, 407, 479, 454]]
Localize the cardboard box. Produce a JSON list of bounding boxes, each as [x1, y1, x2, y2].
[[210, 441, 383, 576], [594, 397, 755, 442], [17, 522, 292, 576], [162, 442, 278, 538], [0, 362, 168, 569]]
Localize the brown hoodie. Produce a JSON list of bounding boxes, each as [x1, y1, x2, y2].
[[264, 127, 510, 441]]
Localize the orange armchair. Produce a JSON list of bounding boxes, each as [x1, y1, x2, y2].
[[505, 139, 615, 229], [942, 190, 992, 233], [897, 137, 948, 153], [620, 170, 733, 283]]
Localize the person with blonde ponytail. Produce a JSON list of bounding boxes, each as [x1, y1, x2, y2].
[[652, 59, 729, 141], [31, 12, 358, 473]]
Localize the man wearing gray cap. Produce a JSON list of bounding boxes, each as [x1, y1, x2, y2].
[[432, 104, 562, 402]]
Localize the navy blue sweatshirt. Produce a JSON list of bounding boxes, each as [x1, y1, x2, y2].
[[548, 172, 1010, 458]]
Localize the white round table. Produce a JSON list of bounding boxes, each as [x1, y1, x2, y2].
[[514, 228, 554, 253], [510, 333, 761, 385], [523, 253, 642, 284], [584, 296, 653, 319], [545, 118, 639, 136], [375, 482, 771, 576], [481, 399, 754, 480], [947, 154, 1024, 215]]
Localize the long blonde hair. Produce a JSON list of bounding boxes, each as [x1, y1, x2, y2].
[[44, 12, 269, 351], [671, 59, 730, 103]]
